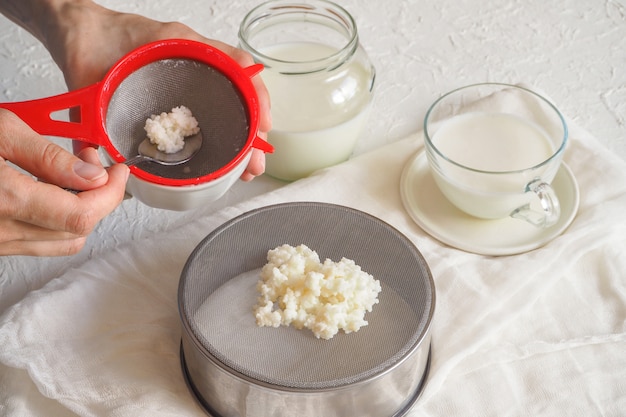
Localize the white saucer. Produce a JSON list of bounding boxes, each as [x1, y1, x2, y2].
[[400, 151, 580, 256]]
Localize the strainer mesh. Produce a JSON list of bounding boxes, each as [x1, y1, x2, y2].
[[105, 58, 250, 179], [180, 203, 434, 390]]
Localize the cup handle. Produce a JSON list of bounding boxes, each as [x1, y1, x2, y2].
[[510, 179, 561, 228]]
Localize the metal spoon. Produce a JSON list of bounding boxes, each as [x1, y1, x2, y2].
[[63, 132, 203, 195], [124, 131, 203, 166]]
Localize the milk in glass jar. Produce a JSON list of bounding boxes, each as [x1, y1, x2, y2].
[[239, 0, 376, 181]]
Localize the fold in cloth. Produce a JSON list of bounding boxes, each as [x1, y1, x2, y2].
[[1, 90, 625, 416]]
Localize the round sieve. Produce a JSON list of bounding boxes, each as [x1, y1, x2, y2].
[[179, 202, 435, 417], [0, 39, 273, 186]]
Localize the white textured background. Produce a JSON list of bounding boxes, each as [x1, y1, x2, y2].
[[1, 0, 624, 155], [0, 0, 625, 309]]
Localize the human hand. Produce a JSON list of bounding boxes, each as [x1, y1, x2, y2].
[[0, 109, 129, 256], [46, 2, 271, 181]]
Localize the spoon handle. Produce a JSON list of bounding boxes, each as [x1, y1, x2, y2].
[[123, 155, 149, 166]]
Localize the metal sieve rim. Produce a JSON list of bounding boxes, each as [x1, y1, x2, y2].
[[180, 341, 432, 417], [178, 202, 436, 390]]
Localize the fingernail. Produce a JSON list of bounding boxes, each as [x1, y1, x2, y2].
[[73, 160, 107, 181], [123, 164, 131, 181]]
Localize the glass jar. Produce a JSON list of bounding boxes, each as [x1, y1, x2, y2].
[[239, 0, 376, 181]]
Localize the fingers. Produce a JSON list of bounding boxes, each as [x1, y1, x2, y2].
[[0, 142, 130, 256], [208, 41, 272, 135], [0, 218, 86, 257], [0, 109, 109, 191], [0, 237, 87, 257], [0, 217, 76, 243], [198, 39, 272, 180], [7, 163, 129, 235], [251, 72, 272, 135], [240, 149, 264, 182]]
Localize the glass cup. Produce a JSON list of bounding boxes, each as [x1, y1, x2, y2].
[[239, 0, 376, 181], [424, 83, 568, 228]]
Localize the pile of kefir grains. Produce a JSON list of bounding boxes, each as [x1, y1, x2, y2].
[[254, 244, 381, 340], [144, 105, 199, 154]]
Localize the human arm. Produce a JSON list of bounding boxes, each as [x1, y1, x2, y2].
[[0, 0, 272, 256], [0, 0, 132, 256], [0, 0, 272, 180]]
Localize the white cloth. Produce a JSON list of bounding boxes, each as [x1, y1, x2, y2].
[[1, 93, 625, 416]]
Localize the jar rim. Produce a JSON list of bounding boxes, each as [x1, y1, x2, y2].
[[238, 0, 359, 74]]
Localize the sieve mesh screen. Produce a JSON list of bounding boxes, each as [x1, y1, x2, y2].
[[179, 202, 435, 390], [105, 59, 250, 179]]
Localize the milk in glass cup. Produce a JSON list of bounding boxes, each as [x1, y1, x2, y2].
[[424, 83, 568, 228], [239, 0, 375, 181]]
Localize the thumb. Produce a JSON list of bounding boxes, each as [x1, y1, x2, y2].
[[0, 109, 109, 190]]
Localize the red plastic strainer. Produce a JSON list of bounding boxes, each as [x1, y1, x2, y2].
[[0, 39, 273, 186]]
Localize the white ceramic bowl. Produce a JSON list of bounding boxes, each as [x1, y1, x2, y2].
[[125, 150, 252, 211]]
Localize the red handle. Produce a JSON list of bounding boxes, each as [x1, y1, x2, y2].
[[0, 83, 108, 147]]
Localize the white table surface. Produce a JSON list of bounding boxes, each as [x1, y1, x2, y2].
[[0, 0, 624, 414]]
